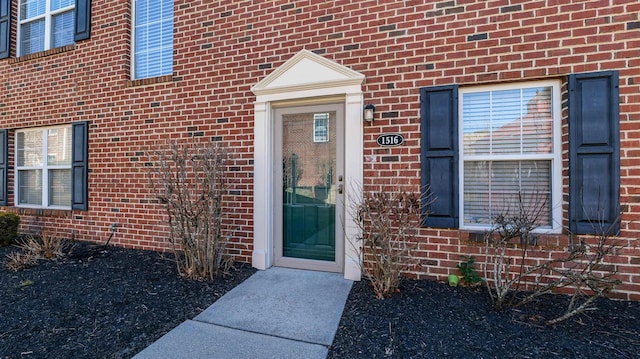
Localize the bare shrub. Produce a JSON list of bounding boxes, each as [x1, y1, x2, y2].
[[353, 188, 428, 299], [147, 140, 232, 280], [541, 224, 624, 325], [483, 192, 626, 324], [483, 191, 548, 310], [3, 232, 65, 271], [4, 251, 38, 271], [30, 231, 65, 259]]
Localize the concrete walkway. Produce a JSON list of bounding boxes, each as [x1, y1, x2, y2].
[[134, 267, 353, 359]]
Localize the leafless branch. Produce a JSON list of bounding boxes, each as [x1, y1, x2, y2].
[[147, 140, 233, 280]]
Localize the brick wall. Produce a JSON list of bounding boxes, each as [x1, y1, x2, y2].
[[1, 0, 639, 299]]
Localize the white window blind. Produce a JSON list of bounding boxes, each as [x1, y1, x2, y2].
[[52, 10, 74, 48], [134, 0, 174, 79], [461, 84, 558, 228]]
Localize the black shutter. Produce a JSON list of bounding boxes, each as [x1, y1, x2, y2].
[[74, 0, 91, 41], [72, 121, 88, 210], [420, 85, 459, 228], [568, 71, 620, 235], [0, 0, 10, 59], [0, 129, 7, 206]]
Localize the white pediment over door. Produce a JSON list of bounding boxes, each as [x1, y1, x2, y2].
[[250, 48, 364, 281], [251, 49, 365, 96]]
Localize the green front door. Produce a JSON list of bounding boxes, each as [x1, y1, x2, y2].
[[274, 103, 344, 272]]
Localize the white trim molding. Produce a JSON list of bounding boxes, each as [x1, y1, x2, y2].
[[251, 49, 364, 281]]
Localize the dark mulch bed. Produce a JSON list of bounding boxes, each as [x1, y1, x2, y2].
[[0, 242, 255, 359], [3, 243, 640, 359], [329, 279, 640, 359]]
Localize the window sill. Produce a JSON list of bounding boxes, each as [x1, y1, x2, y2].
[[7, 207, 72, 218], [461, 229, 567, 249], [460, 225, 562, 235], [126, 75, 175, 88], [8, 45, 76, 64]]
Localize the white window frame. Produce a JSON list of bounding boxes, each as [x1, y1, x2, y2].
[[17, 0, 75, 56], [458, 80, 562, 233], [313, 113, 329, 143], [131, 0, 174, 80], [15, 125, 72, 210]]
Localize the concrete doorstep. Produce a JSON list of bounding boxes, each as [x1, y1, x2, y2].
[[134, 267, 353, 359]]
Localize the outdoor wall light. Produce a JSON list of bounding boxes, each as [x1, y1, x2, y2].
[[363, 104, 376, 122]]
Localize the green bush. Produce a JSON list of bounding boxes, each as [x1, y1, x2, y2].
[[457, 255, 482, 286], [0, 213, 20, 247]]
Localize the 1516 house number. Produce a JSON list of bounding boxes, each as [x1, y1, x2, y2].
[[376, 133, 404, 147]]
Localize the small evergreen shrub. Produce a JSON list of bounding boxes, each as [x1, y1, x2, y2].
[[0, 213, 20, 247]]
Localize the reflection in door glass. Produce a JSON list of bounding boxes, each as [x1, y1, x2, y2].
[[282, 112, 336, 261]]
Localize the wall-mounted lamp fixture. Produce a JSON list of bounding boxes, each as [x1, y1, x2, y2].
[[363, 104, 376, 122]]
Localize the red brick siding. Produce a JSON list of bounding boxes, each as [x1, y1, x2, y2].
[[1, 0, 639, 299]]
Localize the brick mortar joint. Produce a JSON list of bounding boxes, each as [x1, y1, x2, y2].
[[8, 45, 76, 64], [4, 207, 73, 219], [125, 75, 175, 88]]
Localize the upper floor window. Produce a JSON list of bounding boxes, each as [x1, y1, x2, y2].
[[16, 125, 72, 209], [19, 0, 75, 56], [133, 0, 173, 79], [313, 113, 329, 143]]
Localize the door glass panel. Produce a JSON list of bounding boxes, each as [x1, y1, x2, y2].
[[282, 111, 336, 261]]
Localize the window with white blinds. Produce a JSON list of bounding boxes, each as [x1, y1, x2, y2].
[[460, 81, 561, 229], [313, 113, 329, 143], [16, 126, 72, 208], [133, 0, 174, 79], [18, 0, 75, 55]]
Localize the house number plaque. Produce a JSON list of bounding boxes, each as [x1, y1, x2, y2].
[[376, 133, 404, 147]]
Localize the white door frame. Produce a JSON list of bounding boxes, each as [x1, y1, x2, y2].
[[251, 50, 364, 280], [273, 103, 345, 273]]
